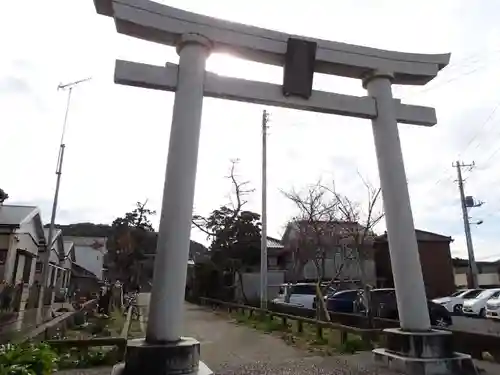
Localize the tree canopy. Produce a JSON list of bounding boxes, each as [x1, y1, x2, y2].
[[0, 188, 9, 204], [193, 161, 262, 269], [192, 161, 261, 301], [106, 201, 156, 287]]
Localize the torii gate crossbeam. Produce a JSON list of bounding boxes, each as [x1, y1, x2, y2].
[[92, 1, 476, 374]]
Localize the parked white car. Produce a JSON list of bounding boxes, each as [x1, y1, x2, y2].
[[463, 288, 500, 318], [272, 283, 317, 309], [432, 289, 483, 314], [485, 291, 500, 320]]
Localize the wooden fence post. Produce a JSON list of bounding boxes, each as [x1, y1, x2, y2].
[[316, 324, 322, 340], [340, 330, 348, 345], [297, 320, 303, 334]]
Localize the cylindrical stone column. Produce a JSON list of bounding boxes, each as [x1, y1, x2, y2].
[[363, 70, 431, 331], [146, 33, 211, 343]]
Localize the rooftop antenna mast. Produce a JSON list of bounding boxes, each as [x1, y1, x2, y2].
[[36, 76, 92, 324]]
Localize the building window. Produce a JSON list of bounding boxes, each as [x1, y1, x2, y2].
[[36, 262, 43, 273], [0, 249, 7, 265], [268, 256, 277, 267]]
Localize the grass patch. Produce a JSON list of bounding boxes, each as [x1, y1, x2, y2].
[[48, 308, 127, 341], [227, 309, 373, 356]]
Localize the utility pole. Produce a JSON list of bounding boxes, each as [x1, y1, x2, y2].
[[260, 110, 269, 309], [453, 161, 479, 289], [36, 77, 91, 324]]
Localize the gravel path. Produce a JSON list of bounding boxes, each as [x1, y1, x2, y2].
[[144, 302, 403, 374], [56, 298, 500, 374]]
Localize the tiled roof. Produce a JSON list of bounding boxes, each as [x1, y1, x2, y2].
[[0, 205, 38, 226], [375, 229, 452, 243], [267, 237, 283, 249], [65, 236, 108, 252], [72, 263, 98, 279]]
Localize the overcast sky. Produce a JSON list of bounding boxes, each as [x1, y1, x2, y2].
[[2, 0, 500, 260]]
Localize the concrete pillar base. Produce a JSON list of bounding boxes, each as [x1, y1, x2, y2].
[[110, 337, 213, 375], [373, 328, 478, 374]]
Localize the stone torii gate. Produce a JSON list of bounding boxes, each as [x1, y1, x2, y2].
[[93, 1, 475, 374]]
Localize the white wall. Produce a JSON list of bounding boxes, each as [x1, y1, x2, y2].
[[302, 257, 376, 285], [0, 234, 10, 248], [5, 219, 42, 284], [235, 271, 285, 301], [454, 272, 500, 287]]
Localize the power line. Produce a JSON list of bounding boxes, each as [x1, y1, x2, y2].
[[459, 99, 500, 158], [397, 50, 500, 101]]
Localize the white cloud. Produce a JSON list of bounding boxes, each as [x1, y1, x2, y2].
[[2, 0, 500, 261]]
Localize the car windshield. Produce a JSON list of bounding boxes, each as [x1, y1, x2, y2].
[[462, 289, 483, 299], [489, 291, 500, 299], [477, 290, 498, 299], [291, 285, 317, 295], [333, 290, 358, 299], [450, 290, 463, 297], [325, 286, 336, 296]]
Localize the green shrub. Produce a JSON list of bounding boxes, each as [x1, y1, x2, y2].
[[338, 337, 367, 354], [0, 343, 59, 375], [55, 347, 121, 370]]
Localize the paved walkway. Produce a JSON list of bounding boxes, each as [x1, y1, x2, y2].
[[136, 295, 402, 374], [57, 295, 499, 374]]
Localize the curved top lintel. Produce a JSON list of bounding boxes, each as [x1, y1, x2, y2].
[[94, 0, 451, 85]]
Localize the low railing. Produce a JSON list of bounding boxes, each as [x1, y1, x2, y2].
[[265, 300, 399, 329], [43, 303, 133, 366], [26, 299, 99, 342], [200, 297, 500, 362], [200, 297, 379, 347], [46, 337, 127, 363]]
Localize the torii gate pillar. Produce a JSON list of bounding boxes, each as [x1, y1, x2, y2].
[[95, 0, 478, 374]]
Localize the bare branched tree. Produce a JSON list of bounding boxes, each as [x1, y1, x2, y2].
[[328, 174, 384, 326], [192, 159, 255, 238], [191, 160, 259, 303], [282, 181, 347, 320], [283, 176, 384, 321]]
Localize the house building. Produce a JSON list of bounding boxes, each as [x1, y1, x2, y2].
[[232, 237, 287, 301], [59, 236, 107, 298], [373, 229, 455, 299], [281, 220, 377, 287], [0, 205, 48, 336], [139, 239, 208, 289], [0, 205, 45, 286], [452, 258, 500, 288], [65, 236, 107, 281], [61, 241, 76, 288], [70, 263, 100, 298], [34, 229, 68, 289]]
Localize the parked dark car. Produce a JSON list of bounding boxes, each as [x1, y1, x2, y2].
[[326, 289, 359, 313], [312, 286, 337, 309], [357, 288, 453, 328]]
